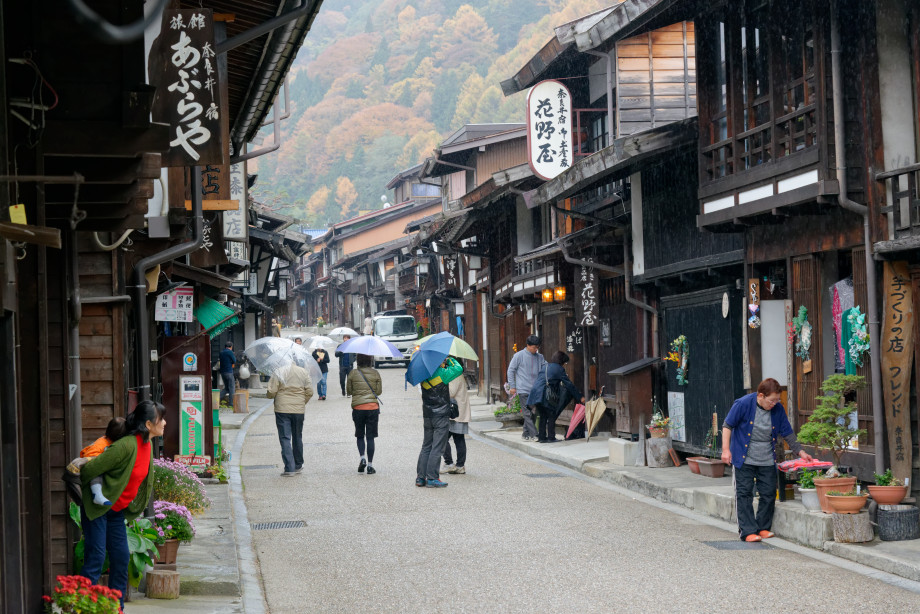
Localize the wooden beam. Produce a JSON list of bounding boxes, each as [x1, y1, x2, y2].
[[183, 199, 239, 211], [0, 222, 62, 248]]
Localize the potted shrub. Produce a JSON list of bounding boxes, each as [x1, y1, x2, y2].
[[43, 575, 122, 614], [867, 468, 908, 505], [696, 414, 726, 478], [825, 488, 869, 514], [152, 457, 212, 514], [797, 374, 866, 512], [151, 501, 196, 565], [797, 468, 823, 512], [125, 517, 159, 590]]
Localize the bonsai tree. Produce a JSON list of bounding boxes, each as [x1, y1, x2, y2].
[[797, 374, 867, 469]]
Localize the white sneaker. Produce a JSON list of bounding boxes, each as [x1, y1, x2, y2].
[[440, 464, 455, 474], [448, 466, 465, 474]]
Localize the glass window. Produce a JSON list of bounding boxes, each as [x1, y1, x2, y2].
[[411, 183, 440, 198], [374, 316, 416, 336]]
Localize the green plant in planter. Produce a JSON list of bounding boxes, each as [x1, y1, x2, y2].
[[798, 468, 823, 489], [494, 404, 521, 417], [873, 468, 903, 486], [827, 488, 864, 497], [125, 518, 159, 588], [797, 374, 867, 468]]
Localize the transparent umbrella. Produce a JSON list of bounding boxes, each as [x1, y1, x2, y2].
[[328, 327, 359, 338], [308, 335, 336, 349], [244, 337, 323, 385]]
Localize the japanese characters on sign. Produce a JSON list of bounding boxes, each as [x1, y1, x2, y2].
[[154, 10, 223, 167], [881, 261, 914, 479], [223, 160, 247, 240], [155, 287, 194, 322], [526, 80, 573, 181], [442, 254, 459, 290], [576, 263, 599, 327], [565, 327, 583, 354]]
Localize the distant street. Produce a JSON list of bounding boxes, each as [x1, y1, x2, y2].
[[237, 362, 917, 613]]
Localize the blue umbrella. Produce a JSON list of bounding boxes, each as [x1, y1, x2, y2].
[[405, 348, 451, 386], [336, 335, 402, 358]]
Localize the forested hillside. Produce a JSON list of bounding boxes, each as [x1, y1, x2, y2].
[[252, 0, 613, 226]]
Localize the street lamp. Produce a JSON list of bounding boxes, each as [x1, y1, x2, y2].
[[554, 286, 566, 301], [542, 288, 553, 303]]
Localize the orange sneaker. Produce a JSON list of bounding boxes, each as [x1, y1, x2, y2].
[[758, 530, 775, 539], [744, 534, 762, 542]]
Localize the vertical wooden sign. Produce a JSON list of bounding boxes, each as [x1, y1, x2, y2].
[[881, 261, 914, 481]]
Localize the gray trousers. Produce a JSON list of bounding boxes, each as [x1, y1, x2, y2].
[[417, 408, 450, 481], [520, 392, 537, 438]]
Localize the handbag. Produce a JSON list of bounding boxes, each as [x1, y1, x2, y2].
[[543, 367, 561, 408], [356, 368, 383, 409], [449, 399, 460, 420], [239, 364, 251, 380]]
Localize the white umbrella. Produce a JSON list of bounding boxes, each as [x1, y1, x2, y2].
[[336, 335, 402, 358], [308, 335, 335, 349], [328, 326, 359, 338], [244, 337, 323, 385]]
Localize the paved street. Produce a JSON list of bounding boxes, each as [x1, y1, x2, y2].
[[240, 362, 917, 613]]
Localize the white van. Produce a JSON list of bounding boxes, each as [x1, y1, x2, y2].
[[372, 312, 417, 367]]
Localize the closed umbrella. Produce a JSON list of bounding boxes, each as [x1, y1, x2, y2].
[[417, 331, 479, 361], [584, 396, 607, 442], [244, 337, 323, 385], [336, 335, 402, 358], [566, 403, 586, 440]]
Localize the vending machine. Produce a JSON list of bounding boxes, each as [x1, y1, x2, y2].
[[161, 335, 214, 466]]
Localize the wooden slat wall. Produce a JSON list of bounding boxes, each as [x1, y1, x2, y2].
[[476, 139, 527, 185], [616, 22, 696, 136], [793, 255, 823, 425], [46, 247, 69, 579]]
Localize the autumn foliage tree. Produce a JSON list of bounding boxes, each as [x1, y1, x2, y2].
[[334, 177, 359, 220]]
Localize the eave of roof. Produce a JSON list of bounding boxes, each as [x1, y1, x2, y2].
[[572, 0, 683, 52], [385, 162, 426, 190]]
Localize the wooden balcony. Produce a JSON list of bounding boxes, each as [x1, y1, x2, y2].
[[876, 163, 920, 253]]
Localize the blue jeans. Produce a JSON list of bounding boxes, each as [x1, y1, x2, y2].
[[81, 507, 129, 608], [220, 371, 235, 409], [735, 463, 777, 539], [275, 412, 305, 473], [318, 372, 328, 397], [417, 408, 451, 481]]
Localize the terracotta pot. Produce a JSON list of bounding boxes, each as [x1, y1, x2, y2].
[[867, 485, 908, 506], [696, 458, 726, 478], [799, 488, 822, 512], [649, 427, 669, 438], [155, 539, 179, 565], [826, 494, 869, 514], [686, 456, 707, 475], [814, 477, 857, 513]]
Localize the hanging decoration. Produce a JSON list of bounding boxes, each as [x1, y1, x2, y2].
[[748, 303, 761, 329], [748, 278, 761, 328], [847, 307, 870, 367], [666, 335, 689, 386], [792, 305, 812, 367]]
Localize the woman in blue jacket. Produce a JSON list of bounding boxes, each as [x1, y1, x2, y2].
[[530, 351, 584, 443], [722, 378, 812, 542]]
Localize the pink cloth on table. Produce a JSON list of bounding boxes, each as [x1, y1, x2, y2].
[[777, 459, 834, 472]]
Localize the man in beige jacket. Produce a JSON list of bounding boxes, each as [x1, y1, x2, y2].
[[267, 362, 314, 476]]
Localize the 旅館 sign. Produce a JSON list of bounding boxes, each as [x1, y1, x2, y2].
[[527, 80, 573, 181], [151, 9, 224, 167]]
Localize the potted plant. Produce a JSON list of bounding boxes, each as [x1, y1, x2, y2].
[[125, 517, 159, 589], [208, 463, 229, 484], [867, 468, 908, 505], [797, 468, 823, 512], [825, 488, 869, 514], [797, 374, 866, 513], [152, 457, 212, 514], [696, 413, 726, 478], [43, 575, 122, 614], [151, 500, 196, 565], [647, 412, 672, 439]]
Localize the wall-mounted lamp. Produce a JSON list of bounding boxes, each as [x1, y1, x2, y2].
[[554, 286, 566, 301], [542, 288, 553, 303]]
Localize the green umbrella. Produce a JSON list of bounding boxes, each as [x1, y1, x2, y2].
[[417, 331, 479, 361]]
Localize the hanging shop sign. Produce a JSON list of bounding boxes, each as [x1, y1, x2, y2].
[[441, 254, 459, 290], [576, 263, 598, 326], [223, 158, 248, 240], [565, 319, 583, 353], [881, 261, 914, 481], [155, 287, 194, 322], [526, 79, 573, 180], [151, 9, 224, 167]]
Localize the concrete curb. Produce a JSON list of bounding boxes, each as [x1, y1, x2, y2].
[[229, 398, 273, 614]]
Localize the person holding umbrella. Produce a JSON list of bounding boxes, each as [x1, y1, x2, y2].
[[414, 357, 464, 488], [346, 354, 382, 474], [529, 351, 584, 443], [335, 334, 355, 396]]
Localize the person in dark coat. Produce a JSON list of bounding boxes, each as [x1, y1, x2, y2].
[[416, 358, 463, 488], [312, 347, 330, 400], [335, 334, 355, 396], [530, 351, 584, 443]]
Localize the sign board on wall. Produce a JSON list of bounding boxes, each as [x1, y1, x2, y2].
[[666, 391, 686, 442], [155, 287, 194, 322], [881, 261, 914, 481], [576, 263, 599, 326], [526, 80, 573, 180]]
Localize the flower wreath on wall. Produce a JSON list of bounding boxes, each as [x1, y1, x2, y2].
[[665, 335, 689, 386], [792, 306, 812, 362], [847, 307, 870, 367]]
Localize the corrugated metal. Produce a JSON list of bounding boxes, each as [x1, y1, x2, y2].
[[476, 139, 528, 182]]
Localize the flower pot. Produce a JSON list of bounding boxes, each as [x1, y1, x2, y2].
[[826, 494, 869, 514], [799, 487, 822, 512], [867, 485, 908, 506], [648, 427, 669, 438], [696, 458, 726, 478], [686, 456, 707, 475], [155, 539, 179, 565], [814, 476, 857, 513]]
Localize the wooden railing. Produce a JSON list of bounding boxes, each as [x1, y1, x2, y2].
[[877, 162, 920, 233]]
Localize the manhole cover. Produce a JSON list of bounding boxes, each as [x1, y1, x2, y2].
[[251, 520, 306, 531], [242, 464, 277, 470], [701, 540, 772, 550], [524, 473, 565, 478]]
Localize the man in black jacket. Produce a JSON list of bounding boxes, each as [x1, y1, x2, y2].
[[335, 334, 355, 396]]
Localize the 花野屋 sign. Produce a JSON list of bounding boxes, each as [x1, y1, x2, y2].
[[527, 80, 573, 181], [576, 262, 599, 327], [152, 9, 224, 167]]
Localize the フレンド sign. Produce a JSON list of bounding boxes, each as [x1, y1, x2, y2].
[[527, 80, 573, 180], [881, 261, 913, 481], [152, 9, 223, 167]]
